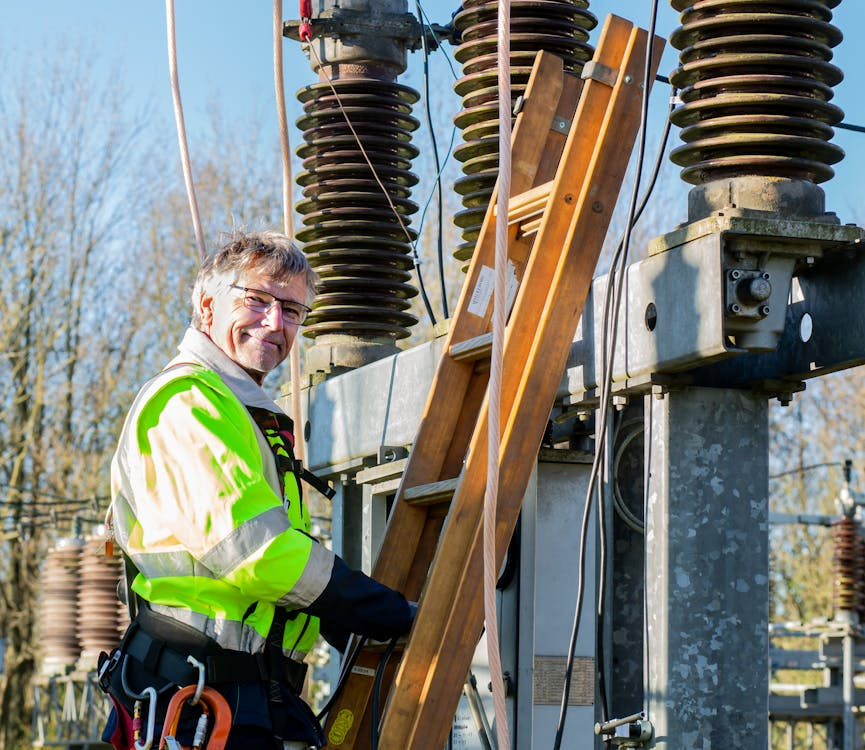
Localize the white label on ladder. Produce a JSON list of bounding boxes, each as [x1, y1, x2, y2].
[[468, 263, 519, 318]]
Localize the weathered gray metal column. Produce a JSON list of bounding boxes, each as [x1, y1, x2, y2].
[[645, 386, 769, 747]]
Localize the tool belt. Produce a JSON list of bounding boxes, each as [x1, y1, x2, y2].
[[111, 604, 308, 696]]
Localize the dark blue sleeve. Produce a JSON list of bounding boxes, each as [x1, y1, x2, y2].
[[304, 554, 412, 641]]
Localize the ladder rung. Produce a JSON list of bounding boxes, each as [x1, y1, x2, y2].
[[494, 180, 554, 226], [449, 332, 493, 363], [403, 478, 459, 506], [518, 217, 542, 238]]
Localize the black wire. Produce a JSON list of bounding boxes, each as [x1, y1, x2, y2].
[[553, 4, 662, 746], [836, 121, 865, 134], [415, 0, 460, 82], [316, 635, 368, 722], [416, 0, 448, 321], [0, 482, 109, 505], [769, 461, 845, 479], [409, 9, 439, 331], [371, 637, 399, 750]]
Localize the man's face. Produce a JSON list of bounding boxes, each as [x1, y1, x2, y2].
[[200, 269, 309, 384]]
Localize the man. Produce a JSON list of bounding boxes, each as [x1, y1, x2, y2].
[[100, 231, 413, 749]]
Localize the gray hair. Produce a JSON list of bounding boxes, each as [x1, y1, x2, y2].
[[190, 230, 318, 330]]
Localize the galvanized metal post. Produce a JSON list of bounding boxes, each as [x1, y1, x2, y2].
[[645, 386, 769, 747]]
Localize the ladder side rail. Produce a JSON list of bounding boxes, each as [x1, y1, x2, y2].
[[322, 52, 569, 750], [370, 51, 569, 595], [379, 21, 664, 750]]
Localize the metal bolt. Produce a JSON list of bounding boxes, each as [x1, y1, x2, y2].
[[747, 277, 772, 302], [623, 74, 633, 84], [730, 269, 742, 280], [729, 303, 741, 314], [760, 305, 771, 316], [592, 200, 604, 213]]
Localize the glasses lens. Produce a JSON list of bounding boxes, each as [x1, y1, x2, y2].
[[233, 285, 308, 326], [281, 303, 307, 325]]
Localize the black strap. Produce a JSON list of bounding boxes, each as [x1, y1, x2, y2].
[[293, 460, 336, 500], [247, 405, 335, 500], [120, 619, 307, 694]]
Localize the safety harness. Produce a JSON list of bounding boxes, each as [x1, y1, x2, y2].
[[99, 401, 332, 749]]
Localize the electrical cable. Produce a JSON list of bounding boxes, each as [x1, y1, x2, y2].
[[165, 0, 207, 262], [315, 635, 368, 722], [370, 636, 399, 750], [416, 0, 448, 321], [0, 483, 108, 505], [553, 4, 662, 746], [611, 418, 647, 534], [482, 1, 512, 748], [410, 124, 458, 321], [770, 461, 846, 479], [415, 0, 461, 82], [273, 0, 307, 467]]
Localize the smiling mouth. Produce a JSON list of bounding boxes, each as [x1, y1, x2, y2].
[[243, 333, 281, 351]]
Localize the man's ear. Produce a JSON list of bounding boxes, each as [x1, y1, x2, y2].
[[198, 291, 214, 329]]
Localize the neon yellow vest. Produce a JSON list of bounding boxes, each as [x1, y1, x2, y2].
[[110, 362, 334, 660]]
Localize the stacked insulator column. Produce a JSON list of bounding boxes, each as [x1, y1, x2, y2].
[[669, 0, 845, 218], [289, 0, 424, 373], [858, 530, 865, 623], [832, 516, 864, 616], [451, 0, 597, 262], [39, 539, 83, 676], [77, 538, 124, 669], [296, 79, 421, 362]]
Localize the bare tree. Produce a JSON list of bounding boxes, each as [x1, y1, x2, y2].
[[0, 40, 287, 745], [0, 44, 149, 748]]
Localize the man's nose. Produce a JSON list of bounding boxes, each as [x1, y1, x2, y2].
[[262, 302, 284, 328]]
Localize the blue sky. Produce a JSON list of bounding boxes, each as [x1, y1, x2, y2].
[[4, 1, 864, 225]]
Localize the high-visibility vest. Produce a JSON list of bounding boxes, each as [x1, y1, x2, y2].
[[110, 359, 334, 661]]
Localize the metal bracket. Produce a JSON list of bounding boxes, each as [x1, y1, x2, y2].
[[551, 115, 571, 134], [595, 713, 654, 747], [581, 60, 618, 87]]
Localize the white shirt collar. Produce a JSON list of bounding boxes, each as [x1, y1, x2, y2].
[[173, 327, 284, 412]]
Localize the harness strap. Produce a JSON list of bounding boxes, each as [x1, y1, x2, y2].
[[121, 621, 307, 695], [292, 460, 336, 500], [246, 405, 335, 500]]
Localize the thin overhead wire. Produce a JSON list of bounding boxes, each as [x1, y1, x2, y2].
[[770, 461, 846, 479], [165, 0, 207, 262], [416, 0, 449, 320], [483, 0, 512, 748], [273, 0, 307, 465], [415, 0, 460, 81], [305, 46, 415, 248], [0, 483, 109, 505]]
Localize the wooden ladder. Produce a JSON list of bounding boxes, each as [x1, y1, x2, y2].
[[323, 16, 663, 750]]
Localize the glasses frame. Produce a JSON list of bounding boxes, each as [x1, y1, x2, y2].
[[229, 283, 312, 326]]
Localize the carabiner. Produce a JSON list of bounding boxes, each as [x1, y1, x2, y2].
[[159, 685, 232, 750], [186, 655, 205, 706], [132, 686, 157, 750]]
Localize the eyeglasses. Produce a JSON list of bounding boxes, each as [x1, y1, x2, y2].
[[229, 284, 311, 326]]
